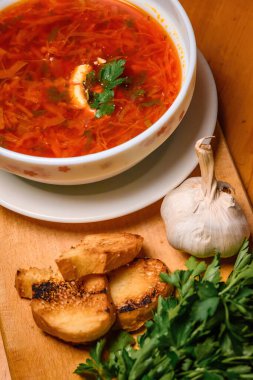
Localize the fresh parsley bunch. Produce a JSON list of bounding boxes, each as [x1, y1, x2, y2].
[[75, 240, 253, 379]]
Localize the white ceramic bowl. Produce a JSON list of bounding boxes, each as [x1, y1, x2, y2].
[[0, 0, 196, 185]]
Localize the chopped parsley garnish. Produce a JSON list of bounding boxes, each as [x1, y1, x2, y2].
[[131, 88, 145, 100], [47, 86, 68, 103], [91, 99, 115, 119], [48, 26, 59, 42], [98, 59, 126, 89], [32, 109, 46, 117], [90, 89, 115, 118], [91, 89, 114, 109], [88, 59, 127, 119], [125, 18, 135, 28], [141, 99, 161, 107], [83, 129, 94, 149]]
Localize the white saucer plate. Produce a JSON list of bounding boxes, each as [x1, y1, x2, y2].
[[0, 51, 217, 223]]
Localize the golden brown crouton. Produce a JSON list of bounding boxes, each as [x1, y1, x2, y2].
[[108, 258, 173, 331], [15, 267, 62, 299], [56, 233, 143, 281], [31, 275, 116, 343]]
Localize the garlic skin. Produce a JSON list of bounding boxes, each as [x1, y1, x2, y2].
[[161, 137, 250, 258]]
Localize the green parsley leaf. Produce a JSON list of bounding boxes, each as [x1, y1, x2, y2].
[[95, 103, 115, 119], [74, 339, 111, 379], [88, 60, 127, 118], [197, 281, 218, 299], [90, 89, 114, 109], [202, 253, 220, 284], [90, 89, 115, 118], [203, 373, 224, 380], [191, 296, 220, 321], [107, 331, 135, 354], [90, 338, 106, 363], [220, 239, 253, 295], [98, 59, 127, 89]]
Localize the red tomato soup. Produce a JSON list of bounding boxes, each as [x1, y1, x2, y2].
[[0, 0, 181, 158]]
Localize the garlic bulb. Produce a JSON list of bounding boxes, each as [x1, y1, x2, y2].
[[161, 137, 250, 258]]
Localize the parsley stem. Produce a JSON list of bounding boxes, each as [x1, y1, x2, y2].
[[128, 339, 158, 380]]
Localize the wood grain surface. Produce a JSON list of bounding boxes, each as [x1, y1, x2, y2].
[[180, 0, 253, 204], [1, 0, 253, 378], [0, 334, 11, 380], [0, 125, 252, 380]]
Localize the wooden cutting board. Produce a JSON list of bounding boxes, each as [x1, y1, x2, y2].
[[0, 125, 252, 380]]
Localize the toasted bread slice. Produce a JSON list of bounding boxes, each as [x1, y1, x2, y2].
[[56, 233, 143, 281], [31, 275, 116, 343], [108, 258, 173, 331], [15, 267, 63, 299]]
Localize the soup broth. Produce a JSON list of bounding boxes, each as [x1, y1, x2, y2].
[[0, 0, 181, 157]]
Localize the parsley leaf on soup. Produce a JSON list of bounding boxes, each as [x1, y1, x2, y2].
[[47, 86, 68, 103], [94, 102, 115, 119], [90, 89, 114, 109], [98, 59, 127, 89], [89, 89, 115, 118], [88, 59, 127, 119], [48, 26, 59, 42]]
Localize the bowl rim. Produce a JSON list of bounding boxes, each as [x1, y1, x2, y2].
[[0, 0, 196, 166]]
